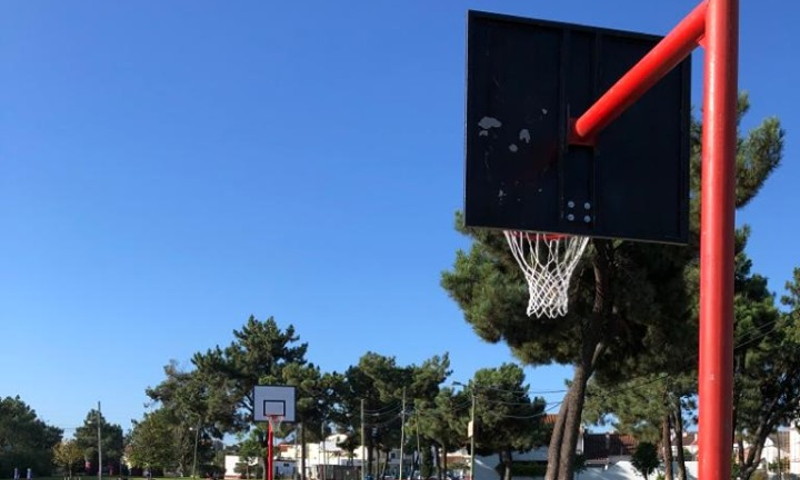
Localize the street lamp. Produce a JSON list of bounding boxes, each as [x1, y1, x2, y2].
[[189, 423, 200, 478], [452, 383, 475, 480]]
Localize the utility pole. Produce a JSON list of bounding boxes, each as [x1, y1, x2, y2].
[[469, 393, 475, 480], [192, 420, 200, 478], [321, 422, 327, 480], [452, 382, 475, 480], [361, 399, 366, 480], [777, 429, 783, 480], [414, 410, 421, 480], [97, 402, 103, 480], [292, 423, 303, 479], [399, 388, 406, 480]]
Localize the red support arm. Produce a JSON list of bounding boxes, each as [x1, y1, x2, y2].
[[570, 1, 708, 144]]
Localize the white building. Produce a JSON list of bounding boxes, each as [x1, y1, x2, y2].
[[227, 427, 800, 480], [224, 455, 297, 479], [229, 434, 404, 480], [787, 426, 800, 476]]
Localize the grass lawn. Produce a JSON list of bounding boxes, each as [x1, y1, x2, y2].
[[8, 477, 196, 480]]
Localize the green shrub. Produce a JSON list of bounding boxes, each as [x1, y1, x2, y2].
[[494, 461, 547, 477], [750, 470, 768, 480]]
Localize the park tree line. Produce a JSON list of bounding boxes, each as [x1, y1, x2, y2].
[[442, 93, 791, 480], [0, 397, 124, 479], [132, 316, 552, 480]]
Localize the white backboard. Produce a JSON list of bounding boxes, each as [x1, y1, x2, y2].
[[253, 385, 296, 422]]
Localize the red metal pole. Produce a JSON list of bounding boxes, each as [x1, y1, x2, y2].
[[571, 0, 707, 143], [267, 423, 274, 480], [699, 0, 738, 478]]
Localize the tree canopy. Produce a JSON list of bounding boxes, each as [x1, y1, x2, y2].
[[52, 440, 84, 479], [631, 442, 660, 479], [73, 408, 124, 475], [441, 92, 784, 479], [0, 396, 62, 478], [330, 352, 451, 479], [126, 407, 181, 471], [469, 364, 549, 480], [730, 263, 800, 480]]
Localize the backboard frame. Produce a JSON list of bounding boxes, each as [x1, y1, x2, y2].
[[253, 385, 296, 423], [464, 11, 691, 244]]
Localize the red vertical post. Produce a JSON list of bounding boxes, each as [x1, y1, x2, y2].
[[699, 0, 738, 479], [267, 423, 274, 480]]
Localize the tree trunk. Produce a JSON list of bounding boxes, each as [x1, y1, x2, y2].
[[544, 352, 601, 480], [662, 414, 674, 480], [368, 443, 374, 478], [497, 450, 513, 480], [741, 422, 773, 480], [442, 443, 448, 480], [740, 441, 760, 480], [422, 445, 432, 478], [736, 436, 749, 479], [741, 432, 765, 479], [543, 342, 602, 480], [544, 402, 568, 480], [671, 398, 687, 480], [738, 393, 783, 480], [497, 450, 511, 480], [554, 364, 594, 480], [435, 444, 441, 480], [545, 240, 611, 480]]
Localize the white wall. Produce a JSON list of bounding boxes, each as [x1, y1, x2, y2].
[[790, 427, 800, 475], [478, 459, 700, 480], [224, 455, 259, 478], [224, 455, 296, 479]]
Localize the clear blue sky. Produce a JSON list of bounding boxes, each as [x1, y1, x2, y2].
[[1, 0, 798, 437]]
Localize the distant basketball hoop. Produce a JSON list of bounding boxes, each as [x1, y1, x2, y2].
[[254, 386, 296, 480]]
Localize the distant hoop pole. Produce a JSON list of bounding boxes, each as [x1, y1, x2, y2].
[[267, 420, 275, 480], [699, 0, 738, 478], [570, 0, 708, 144]]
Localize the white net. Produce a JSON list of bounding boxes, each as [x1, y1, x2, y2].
[[267, 415, 284, 433], [504, 231, 590, 318]]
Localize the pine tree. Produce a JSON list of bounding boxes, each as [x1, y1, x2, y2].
[[441, 93, 783, 479]]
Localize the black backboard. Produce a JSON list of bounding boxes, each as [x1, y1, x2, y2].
[[465, 11, 690, 244]]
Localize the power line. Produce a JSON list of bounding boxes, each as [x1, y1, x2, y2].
[[583, 313, 789, 407], [450, 380, 569, 396], [501, 401, 564, 419], [362, 402, 403, 415]]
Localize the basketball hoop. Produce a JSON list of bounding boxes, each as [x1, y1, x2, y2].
[[504, 231, 589, 318], [267, 415, 285, 433]]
